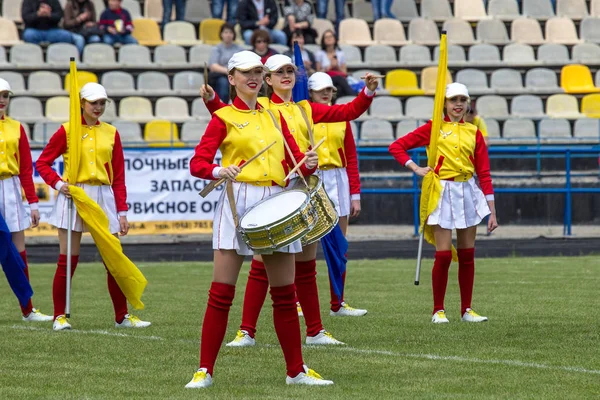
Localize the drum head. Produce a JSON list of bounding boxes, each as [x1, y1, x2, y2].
[[240, 190, 308, 229]]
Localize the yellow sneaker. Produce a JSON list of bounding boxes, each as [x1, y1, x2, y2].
[[286, 365, 334, 385], [225, 330, 255, 347], [461, 308, 488, 322], [432, 310, 449, 324], [185, 368, 212, 389]]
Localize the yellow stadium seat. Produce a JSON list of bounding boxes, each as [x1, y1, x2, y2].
[[546, 94, 583, 118], [132, 18, 165, 46], [421, 67, 453, 95], [45, 96, 70, 122], [560, 64, 600, 94], [581, 94, 600, 118], [144, 120, 185, 147], [385, 69, 425, 96], [64, 71, 98, 91], [200, 19, 225, 45]]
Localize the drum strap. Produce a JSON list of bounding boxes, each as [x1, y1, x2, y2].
[[266, 109, 308, 187], [226, 181, 239, 228], [295, 104, 315, 148]]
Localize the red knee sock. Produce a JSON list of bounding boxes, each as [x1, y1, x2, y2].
[[199, 282, 236, 376], [270, 284, 304, 377], [329, 270, 346, 312], [239, 259, 269, 338], [52, 254, 79, 318], [295, 259, 323, 337], [432, 250, 452, 314], [458, 248, 476, 315], [19, 251, 33, 316], [105, 263, 129, 323]]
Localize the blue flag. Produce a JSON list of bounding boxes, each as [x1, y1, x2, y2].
[[292, 41, 310, 102], [0, 214, 33, 307], [321, 224, 348, 302]]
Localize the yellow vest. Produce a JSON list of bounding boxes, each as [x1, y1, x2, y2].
[[214, 105, 289, 187], [258, 97, 313, 153], [313, 121, 346, 168], [0, 117, 22, 178], [62, 122, 117, 185], [429, 120, 477, 181]]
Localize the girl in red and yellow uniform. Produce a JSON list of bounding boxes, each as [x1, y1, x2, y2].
[[389, 83, 498, 324], [185, 51, 332, 388], [36, 83, 150, 331], [0, 78, 52, 322]]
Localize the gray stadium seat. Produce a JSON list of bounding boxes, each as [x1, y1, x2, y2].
[[399, 44, 432, 66], [490, 69, 525, 94], [118, 44, 152, 66], [173, 71, 204, 95], [408, 18, 440, 45], [270, 44, 290, 54], [525, 68, 563, 94], [184, 0, 212, 22], [352, 0, 374, 22], [364, 45, 398, 68], [537, 43, 570, 64], [573, 118, 600, 142], [10, 43, 44, 67], [523, 0, 555, 19], [556, 0, 589, 19], [350, 120, 358, 140], [102, 99, 117, 122], [477, 95, 509, 118], [405, 96, 434, 120], [596, 70, 600, 87], [442, 18, 476, 45], [477, 19, 511, 45], [396, 119, 419, 137], [82, 43, 116, 67], [189, 44, 214, 66], [390, 0, 419, 22], [503, 43, 537, 65], [181, 120, 209, 143], [487, 0, 521, 20], [155, 96, 192, 122], [455, 69, 495, 95], [572, 43, 600, 63], [0, 47, 8, 65], [484, 118, 501, 138], [154, 44, 187, 67], [119, 97, 154, 122], [421, 0, 453, 21], [359, 119, 394, 144], [340, 44, 364, 68], [33, 121, 62, 144], [593, 0, 600, 16], [137, 71, 171, 95], [9, 97, 44, 123], [163, 21, 199, 46], [455, 0, 489, 21], [468, 44, 501, 65], [539, 118, 572, 142], [369, 96, 403, 120], [502, 118, 537, 143], [112, 120, 144, 145], [434, 44, 466, 65], [191, 98, 212, 121], [335, 95, 356, 105], [46, 43, 79, 66], [580, 17, 600, 44], [28, 71, 64, 95], [122, 0, 142, 19], [511, 95, 545, 118], [0, 71, 25, 95], [101, 71, 136, 96]]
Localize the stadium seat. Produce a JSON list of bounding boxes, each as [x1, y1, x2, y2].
[[340, 45, 364, 67], [454, 0, 490, 21], [350, 120, 358, 140], [46, 43, 79, 66], [122, 0, 142, 19], [399, 45, 433, 66], [511, 18, 546, 44], [593, 0, 600, 16], [373, 19, 408, 46], [556, 0, 589, 19], [546, 94, 584, 117], [491, 69, 525, 94], [339, 18, 374, 46], [199, 19, 225, 45], [173, 71, 204, 94], [359, 119, 394, 144], [10, 43, 44, 67], [191, 98, 212, 121], [385, 69, 425, 96], [154, 44, 188, 67], [560, 64, 600, 93], [33, 121, 62, 144], [91, 0, 105, 18], [539, 118, 572, 141], [487, 0, 521, 20], [20, 120, 31, 141], [82, 43, 116, 67], [144, 120, 184, 147], [537, 43, 570, 64], [545, 17, 582, 44], [485, 118, 501, 138], [270, 44, 290, 54], [133, 19, 165, 46], [476, 95, 509, 118], [103, 99, 117, 121], [502, 118, 537, 142], [468, 44, 501, 65], [389, 0, 419, 22], [155, 97, 192, 122], [580, 94, 600, 117], [118, 44, 152, 66], [408, 18, 440, 45], [369, 96, 403, 120], [0, 18, 22, 45], [8, 97, 44, 123], [364, 45, 398, 68], [434, 44, 466, 65], [396, 119, 419, 138], [2, 0, 23, 22], [64, 71, 98, 91], [144, 0, 173, 21], [334, 95, 356, 105], [0, 71, 25, 95], [574, 118, 600, 141], [421, 67, 453, 95], [28, 71, 65, 95], [503, 43, 536, 65], [522, 0, 555, 19], [456, 69, 494, 95], [351, 0, 374, 22], [0, 47, 8, 66], [511, 95, 545, 118], [572, 43, 600, 63], [137, 71, 171, 95], [189, 44, 214, 65], [313, 18, 335, 44], [101, 71, 136, 96], [477, 19, 511, 44], [112, 120, 144, 145], [164, 21, 199, 46], [525, 68, 563, 94], [184, 0, 212, 23], [442, 18, 476, 45], [580, 18, 600, 43], [181, 120, 209, 143], [420, 0, 453, 21], [119, 97, 154, 122], [45, 96, 70, 121], [405, 96, 434, 120]]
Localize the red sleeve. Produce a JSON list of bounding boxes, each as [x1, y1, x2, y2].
[[111, 131, 128, 212], [474, 129, 494, 196], [310, 88, 374, 124], [280, 112, 317, 177], [205, 92, 227, 115], [35, 125, 67, 189], [343, 121, 360, 195], [18, 125, 38, 204], [388, 121, 432, 166], [190, 115, 227, 180]]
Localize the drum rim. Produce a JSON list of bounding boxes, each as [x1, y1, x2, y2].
[[238, 189, 311, 231]]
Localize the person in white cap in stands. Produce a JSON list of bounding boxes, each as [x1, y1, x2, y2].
[[35, 82, 151, 331], [0, 78, 53, 323], [389, 82, 498, 324], [186, 50, 332, 388]]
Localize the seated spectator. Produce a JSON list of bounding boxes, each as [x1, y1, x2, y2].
[[284, 29, 316, 75], [208, 23, 244, 104], [64, 0, 102, 54], [315, 0, 344, 29], [212, 0, 238, 25], [250, 29, 279, 64], [282, 0, 317, 44], [237, 0, 287, 45], [315, 29, 356, 97], [22, 0, 75, 47], [99, 0, 138, 45], [162, 0, 186, 27]]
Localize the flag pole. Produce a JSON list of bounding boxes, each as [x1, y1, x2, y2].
[[414, 230, 424, 285], [65, 56, 77, 318]]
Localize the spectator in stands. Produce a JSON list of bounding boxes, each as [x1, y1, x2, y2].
[[64, 0, 103, 54], [285, 30, 316, 75], [315, 30, 356, 97], [250, 29, 279, 64], [371, 0, 395, 21], [237, 0, 287, 45], [315, 0, 344, 29], [208, 23, 244, 104], [21, 0, 75, 47], [212, 0, 238, 25], [162, 0, 186, 27], [282, 0, 317, 44], [99, 0, 138, 45], [465, 100, 489, 147]]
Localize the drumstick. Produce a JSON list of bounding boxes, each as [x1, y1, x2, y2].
[[202, 62, 209, 98], [283, 138, 326, 182], [199, 141, 277, 198], [360, 75, 385, 79]]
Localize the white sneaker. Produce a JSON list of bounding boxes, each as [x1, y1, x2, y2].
[[185, 368, 213, 389], [286, 365, 334, 386], [306, 330, 344, 345], [330, 302, 367, 317], [461, 308, 488, 322], [53, 315, 72, 331], [225, 330, 256, 347], [297, 302, 304, 317], [432, 310, 449, 324], [22, 308, 53, 322], [115, 314, 151, 328]]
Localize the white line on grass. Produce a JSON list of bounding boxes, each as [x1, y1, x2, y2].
[[10, 325, 164, 340]]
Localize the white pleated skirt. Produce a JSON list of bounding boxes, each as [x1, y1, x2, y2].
[[318, 167, 350, 218], [212, 182, 303, 256], [0, 176, 31, 232], [427, 177, 491, 230], [48, 183, 120, 234]]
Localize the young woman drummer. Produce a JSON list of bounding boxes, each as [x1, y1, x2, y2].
[[0, 78, 52, 322], [185, 50, 331, 388], [201, 54, 377, 347], [389, 83, 498, 324], [36, 83, 151, 331]]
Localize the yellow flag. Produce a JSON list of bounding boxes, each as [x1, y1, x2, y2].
[[68, 59, 81, 183], [418, 33, 458, 261]]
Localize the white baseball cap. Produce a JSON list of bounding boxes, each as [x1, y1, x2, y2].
[[308, 72, 337, 92], [227, 50, 265, 72], [445, 82, 470, 99], [0, 78, 13, 94], [264, 54, 296, 72], [80, 83, 108, 102]]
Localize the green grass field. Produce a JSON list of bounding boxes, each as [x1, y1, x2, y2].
[[1, 256, 599, 399]]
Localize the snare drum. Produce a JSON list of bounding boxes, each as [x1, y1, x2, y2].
[[293, 175, 339, 246], [238, 189, 318, 251]]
